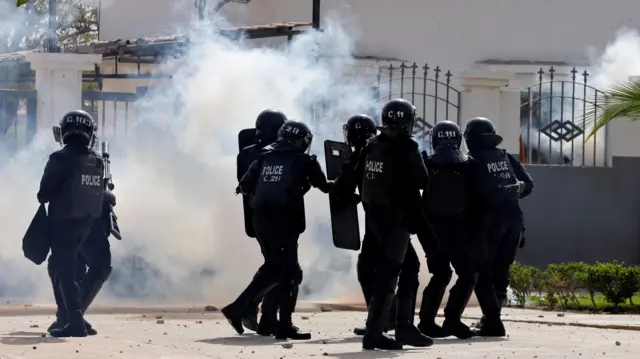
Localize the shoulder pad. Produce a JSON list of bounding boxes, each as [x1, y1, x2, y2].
[[309, 154, 318, 161]]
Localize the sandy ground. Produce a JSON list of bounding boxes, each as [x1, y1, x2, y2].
[[0, 305, 639, 359]]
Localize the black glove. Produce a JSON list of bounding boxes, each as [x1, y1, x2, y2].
[[234, 185, 241, 195]]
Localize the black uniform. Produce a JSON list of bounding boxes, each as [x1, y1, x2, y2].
[[463, 117, 534, 336], [417, 121, 503, 339], [38, 110, 104, 338], [334, 114, 430, 347], [237, 109, 287, 335], [357, 99, 431, 351], [47, 190, 115, 336], [223, 120, 332, 341]]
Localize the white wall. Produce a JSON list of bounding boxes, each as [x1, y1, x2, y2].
[[100, 0, 640, 72]]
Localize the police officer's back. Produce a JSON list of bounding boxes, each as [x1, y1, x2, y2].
[[418, 121, 497, 339], [463, 116, 534, 337], [224, 120, 332, 341], [357, 99, 429, 350], [38, 110, 104, 338], [236, 109, 287, 334]]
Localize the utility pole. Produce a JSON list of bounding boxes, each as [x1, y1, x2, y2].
[[195, 0, 206, 21], [48, 0, 59, 52]]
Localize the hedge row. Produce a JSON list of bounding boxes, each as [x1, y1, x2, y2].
[[508, 261, 640, 310]]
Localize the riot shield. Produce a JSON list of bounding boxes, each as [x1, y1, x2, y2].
[[22, 204, 49, 265], [324, 140, 361, 251], [237, 128, 258, 238]]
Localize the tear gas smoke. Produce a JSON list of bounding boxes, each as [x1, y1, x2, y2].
[[0, 9, 377, 305], [520, 29, 640, 167]]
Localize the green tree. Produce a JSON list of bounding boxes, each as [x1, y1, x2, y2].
[[4, 0, 97, 52], [584, 82, 640, 139]]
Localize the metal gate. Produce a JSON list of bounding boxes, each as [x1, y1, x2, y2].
[[371, 62, 461, 153], [520, 67, 608, 166], [0, 89, 37, 148], [82, 91, 140, 139]]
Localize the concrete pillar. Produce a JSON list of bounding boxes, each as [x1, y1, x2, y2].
[[24, 53, 102, 128], [604, 76, 640, 162], [458, 70, 520, 153]]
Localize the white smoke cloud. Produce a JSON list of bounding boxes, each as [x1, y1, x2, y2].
[[0, 10, 375, 305]]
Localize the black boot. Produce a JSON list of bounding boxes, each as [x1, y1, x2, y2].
[[222, 272, 277, 335], [394, 296, 433, 347], [257, 287, 280, 336], [49, 281, 87, 338], [417, 274, 449, 338], [354, 257, 375, 336], [275, 284, 311, 340], [473, 315, 486, 330], [440, 271, 476, 340], [362, 294, 403, 350], [78, 268, 111, 336], [472, 315, 505, 337], [241, 301, 260, 332]]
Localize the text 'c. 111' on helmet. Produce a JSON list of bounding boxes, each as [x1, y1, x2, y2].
[[463, 117, 503, 148], [59, 110, 97, 146], [255, 109, 288, 144], [277, 120, 313, 152], [343, 114, 377, 148], [379, 98, 416, 137], [431, 121, 462, 151]]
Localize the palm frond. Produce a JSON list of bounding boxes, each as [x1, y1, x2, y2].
[[583, 82, 640, 141]]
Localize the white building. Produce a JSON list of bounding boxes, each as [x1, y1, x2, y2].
[[99, 0, 640, 73]]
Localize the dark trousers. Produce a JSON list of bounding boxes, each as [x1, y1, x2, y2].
[[363, 206, 412, 331], [476, 207, 523, 308], [246, 232, 285, 322], [51, 220, 112, 320], [358, 229, 420, 307], [47, 217, 93, 324], [228, 211, 303, 328], [419, 216, 479, 323]]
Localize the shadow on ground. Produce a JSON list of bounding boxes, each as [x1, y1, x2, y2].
[[0, 331, 66, 345]]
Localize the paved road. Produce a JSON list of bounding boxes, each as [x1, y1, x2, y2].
[[0, 306, 638, 358]]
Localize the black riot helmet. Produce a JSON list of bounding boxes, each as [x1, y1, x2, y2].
[[59, 110, 97, 147], [276, 120, 313, 152], [463, 117, 503, 150], [431, 121, 462, 151], [255, 109, 288, 144], [343, 114, 377, 148], [431, 121, 468, 164], [379, 98, 416, 137]]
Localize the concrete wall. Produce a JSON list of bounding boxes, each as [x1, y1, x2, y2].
[[518, 156, 640, 267]]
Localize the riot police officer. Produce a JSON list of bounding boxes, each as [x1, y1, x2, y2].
[[38, 110, 104, 338], [47, 190, 115, 336], [417, 121, 501, 339], [335, 115, 430, 347], [224, 120, 333, 341], [237, 109, 287, 334], [463, 117, 534, 336], [356, 99, 430, 350]]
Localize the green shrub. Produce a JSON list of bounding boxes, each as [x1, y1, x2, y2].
[[513, 260, 640, 313], [509, 262, 539, 307]]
